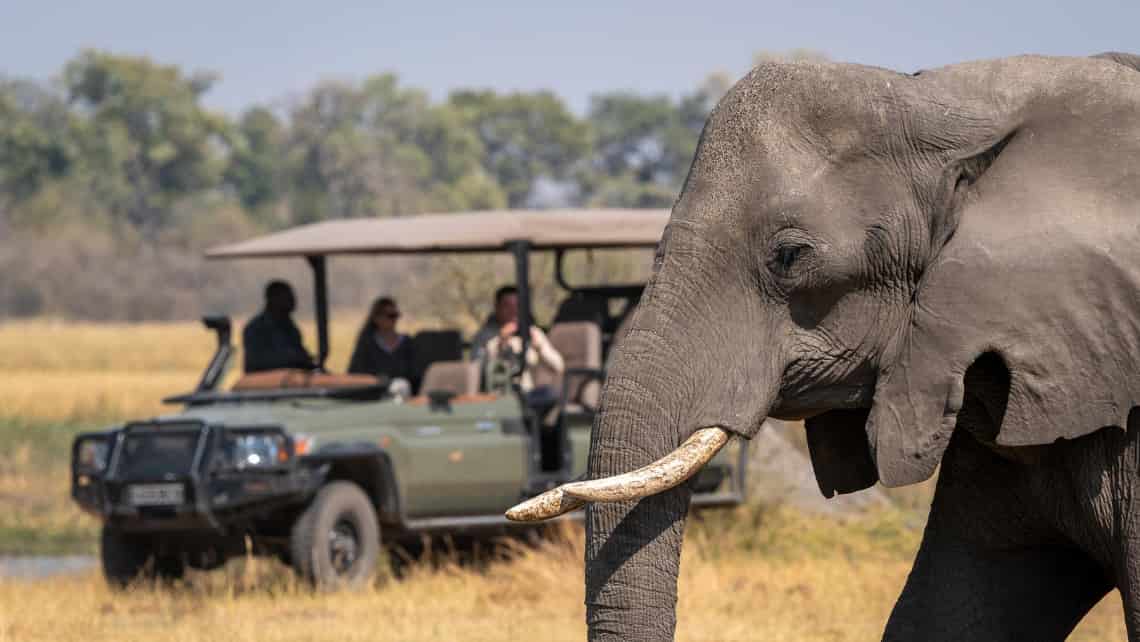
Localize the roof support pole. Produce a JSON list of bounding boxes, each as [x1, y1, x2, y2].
[[306, 255, 330, 370], [507, 240, 532, 379], [554, 248, 571, 292]]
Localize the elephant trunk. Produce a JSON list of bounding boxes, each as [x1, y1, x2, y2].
[[580, 309, 777, 641], [507, 221, 778, 641], [583, 376, 694, 642]]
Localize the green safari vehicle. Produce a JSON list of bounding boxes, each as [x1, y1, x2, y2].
[[69, 209, 748, 588]]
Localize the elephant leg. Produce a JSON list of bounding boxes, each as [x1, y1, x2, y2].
[[884, 430, 1112, 641], [1122, 569, 1140, 640], [884, 534, 1111, 641], [1113, 523, 1140, 639]]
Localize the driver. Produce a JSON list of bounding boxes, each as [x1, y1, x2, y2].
[[242, 280, 317, 373]]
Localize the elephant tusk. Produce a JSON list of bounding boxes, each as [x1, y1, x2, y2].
[[504, 427, 730, 522], [504, 486, 586, 522]]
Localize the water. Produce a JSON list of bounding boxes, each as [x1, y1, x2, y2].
[[0, 555, 97, 579]]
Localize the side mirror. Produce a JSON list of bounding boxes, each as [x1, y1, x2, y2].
[[202, 316, 232, 345]]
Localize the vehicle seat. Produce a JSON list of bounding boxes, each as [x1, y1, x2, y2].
[[536, 321, 602, 411], [419, 360, 481, 396], [411, 330, 464, 391], [552, 292, 607, 327]]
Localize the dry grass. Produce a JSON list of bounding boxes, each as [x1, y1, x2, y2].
[[0, 437, 99, 554], [0, 512, 1125, 642], [0, 316, 441, 423], [0, 319, 1129, 640]]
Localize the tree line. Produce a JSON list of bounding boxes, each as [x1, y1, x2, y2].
[[0, 49, 823, 320], [0, 50, 746, 240]]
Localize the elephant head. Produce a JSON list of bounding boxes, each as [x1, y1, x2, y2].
[[509, 54, 1140, 641]]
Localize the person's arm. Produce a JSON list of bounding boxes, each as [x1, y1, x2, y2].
[[346, 332, 372, 375], [244, 320, 314, 372], [469, 325, 494, 362], [283, 321, 316, 368], [242, 322, 275, 372], [530, 328, 565, 374]]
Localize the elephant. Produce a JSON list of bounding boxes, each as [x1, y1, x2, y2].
[[507, 52, 1140, 641]]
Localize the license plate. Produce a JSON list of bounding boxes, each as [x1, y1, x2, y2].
[[128, 483, 185, 506]]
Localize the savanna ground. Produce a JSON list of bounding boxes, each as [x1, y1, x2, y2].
[[0, 320, 1126, 641]]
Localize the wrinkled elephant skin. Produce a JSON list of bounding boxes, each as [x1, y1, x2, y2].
[[554, 53, 1140, 641]]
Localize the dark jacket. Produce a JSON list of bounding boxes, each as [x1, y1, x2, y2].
[[347, 330, 417, 388], [242, 310, 315, 373]]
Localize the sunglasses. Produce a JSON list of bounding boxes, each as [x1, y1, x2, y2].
[[378, 311, 400, 320]]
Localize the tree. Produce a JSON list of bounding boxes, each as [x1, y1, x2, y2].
[[62, 50, 230, 237], [0, 78, 75, 232], [286, 74, 504, 223], [448, 90, 591, 207], [582, 87, 720, 209], [225, 107, 286, 216]]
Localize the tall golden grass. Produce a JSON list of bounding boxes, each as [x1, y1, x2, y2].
[[0, 319, 1128, 640], [0, 316, 438, 422], [0, 513, 1124, 642]]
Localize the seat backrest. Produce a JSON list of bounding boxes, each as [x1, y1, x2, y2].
[[419, 360, 481, 396], [538, 321, 602, 409], [552, 293, 607, 327], [411, 330, 463, 384]]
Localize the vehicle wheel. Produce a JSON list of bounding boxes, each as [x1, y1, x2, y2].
[[290, 481, 380, 590], [101, 526, 185, 587]]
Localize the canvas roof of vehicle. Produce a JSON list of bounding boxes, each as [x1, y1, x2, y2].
[[205, 208, 669, 259]]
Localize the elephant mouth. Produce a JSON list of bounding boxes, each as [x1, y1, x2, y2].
[[505, 427, 731, 522], [504, 381, 878, 522], [770, 382, 876, 420]]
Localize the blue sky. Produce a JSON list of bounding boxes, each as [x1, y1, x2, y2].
[[3, 0, 1137, 113]]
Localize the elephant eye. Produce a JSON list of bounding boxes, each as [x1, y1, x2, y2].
[[768, 244, 808, 277]]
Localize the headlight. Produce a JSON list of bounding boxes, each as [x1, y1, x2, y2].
[[223, 432, 290, 470], [76, 437, 110, 473]]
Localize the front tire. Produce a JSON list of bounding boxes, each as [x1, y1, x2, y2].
[[100, 526, 186, 588], [289, 481, 380, 589]]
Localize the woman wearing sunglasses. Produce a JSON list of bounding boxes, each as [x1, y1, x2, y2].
[[348, 296, 416, 390]]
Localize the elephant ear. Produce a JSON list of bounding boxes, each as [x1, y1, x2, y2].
[[865, 57, 1140, 487]]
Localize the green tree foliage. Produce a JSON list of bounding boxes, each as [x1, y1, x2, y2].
[[225, 107, 286, 215], [581, 72, 729, 208], [0, 47, 834, 320], [448, 90, 591, 207], [62, 50, 231, 237], [286, 74, 505, 223], [0, 79, 75, 229]]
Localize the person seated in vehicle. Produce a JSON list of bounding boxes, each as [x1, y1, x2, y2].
[[470, 285, 519, 363], [479, 286, 564, 405], [347, 296, 417, 391], [242, 280, 317, 373]]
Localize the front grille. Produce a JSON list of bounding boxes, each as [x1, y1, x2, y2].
[[115, 424, 204, 479]]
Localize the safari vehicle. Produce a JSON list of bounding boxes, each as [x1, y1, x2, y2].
[[69, 209, 748, 588]]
